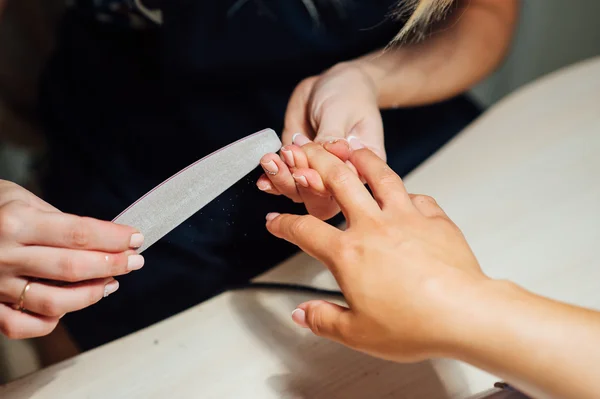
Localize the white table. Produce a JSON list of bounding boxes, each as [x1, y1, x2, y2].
[[2, 56, 600, 399]]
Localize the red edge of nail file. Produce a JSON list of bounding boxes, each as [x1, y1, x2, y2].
[[113, 128, 282, 253]]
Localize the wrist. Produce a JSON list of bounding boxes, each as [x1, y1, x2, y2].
[[430, 276, 526, 359], [350, 51, 417, 109]]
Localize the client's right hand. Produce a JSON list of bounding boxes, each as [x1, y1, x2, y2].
[[0, 180, 144, 339]]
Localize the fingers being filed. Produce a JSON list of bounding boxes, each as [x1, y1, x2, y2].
[[280, 144, 308, 170], [0, 303, 58, 339], [349, 148, 412, 211], [13, 207, 143, 252], [0, 277, 119, 317], [409, 194, 448, 219], [256, 174, 282, 195], [5, 246, 143, 282], [260, 153, 302, 203], [292, 168, 327, 195], [266, 213, 341, 267], [322, 139, 352, 162], [297, 138, 380, 221], [294, 300, 354, 344]]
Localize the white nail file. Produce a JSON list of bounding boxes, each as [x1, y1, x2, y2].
[[113, 128, 282, 253]]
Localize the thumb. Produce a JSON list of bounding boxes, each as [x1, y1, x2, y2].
[[292, 300, 353, 343], [282, 77, 319, 145]]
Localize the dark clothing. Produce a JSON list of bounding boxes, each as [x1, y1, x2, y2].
[[38, 3, 481, 350]]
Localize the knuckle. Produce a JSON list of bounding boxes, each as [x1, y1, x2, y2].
[[289, 216, 312, 237], [88, 288, 102, 306], [298, 77, 317, 92], [0, 201, 26, 238], [66, 218, 91, 248], [338, 235, 362, 263], [412, 194, 438, 207], [376, 168, 400, 187], [39, 296, 62, 317], [41, 320, 58, 337], [0, 318, 22, 340], [328, 164, 354, 187], [308, 309, 324, 337], [58, 254, 80, 282], [106, 253, 126, 276]]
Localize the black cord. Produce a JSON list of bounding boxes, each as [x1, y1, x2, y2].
[[229, 281, 344, 298]]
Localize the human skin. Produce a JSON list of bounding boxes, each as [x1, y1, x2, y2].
[[265, 137, 600, 399]]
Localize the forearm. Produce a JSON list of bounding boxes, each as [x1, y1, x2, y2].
[[353, 0, 519, 108], [443, 279, 600, 399]]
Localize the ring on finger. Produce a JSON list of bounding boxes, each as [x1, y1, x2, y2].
[[16, 279, 33, 312]]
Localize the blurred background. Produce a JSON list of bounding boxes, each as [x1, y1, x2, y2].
[[1, 0, 599, 385]]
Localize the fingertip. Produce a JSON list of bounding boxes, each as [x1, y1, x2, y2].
[[322, 137, 351, 158], [280, 146, 296, 168], [265, 212, 281, 222], [347, 136, 365, 150], [294, 168, 327, 194], [129, 233, 144, 249], [291, 308, 309, 328], [256, 176, 273, 192], [292, 173, 309, 188], [292, 133, 311, 147]]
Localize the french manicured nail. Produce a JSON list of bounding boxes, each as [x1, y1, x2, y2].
[[257, 181, 272, 191], [261, 160, 278, 176], [281, 147, 295, 167], [129, 233, 144, 249], [291, 308, 309, 328], [292, 174, 309, 188], [266, 212, 280, 222], [292, 133, 311, 147], [348, 136, 365, 150], [128, 254, 145, 271], [103, 280, 120, 298]]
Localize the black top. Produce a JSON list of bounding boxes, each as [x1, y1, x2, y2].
[[38, 1, 481, 349]]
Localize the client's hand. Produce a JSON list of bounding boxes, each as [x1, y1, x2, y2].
[[265, 139, 487, 362]]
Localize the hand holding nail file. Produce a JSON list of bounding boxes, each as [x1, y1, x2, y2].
[[113, 129, 281, 253]]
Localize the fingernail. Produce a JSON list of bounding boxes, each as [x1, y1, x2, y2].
[[257, 181, 272, 191], [129, 233, 144, 249], [292, 174, 309, 188], [281, 147, 295, 167], [103, 280, 119, 298], [266, 212, 280, 222], [292, 133, 311, 147], [261, 160, 278, 176], [291, 308, 309, 328], [348, 136, 365, 150], [127, 254, 145, 271]]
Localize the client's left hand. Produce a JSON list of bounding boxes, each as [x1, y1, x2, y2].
[[264, 139, 487, 363], [256, 62, 385, 220]]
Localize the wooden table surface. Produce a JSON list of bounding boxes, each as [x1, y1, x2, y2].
[[3, 56, 600, 399]]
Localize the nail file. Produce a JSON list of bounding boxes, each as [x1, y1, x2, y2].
[[113, 128, 282, 253]]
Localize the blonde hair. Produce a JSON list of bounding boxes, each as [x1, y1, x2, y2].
[[393, 0, 455, 42]]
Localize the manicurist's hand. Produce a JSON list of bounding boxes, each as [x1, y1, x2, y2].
[[257, 62, 384, 220], [264, 139, 600, 399], [0, 180, 145, 339]]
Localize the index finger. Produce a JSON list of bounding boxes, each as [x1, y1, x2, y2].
[[17, 208, 143, 252], [266, 213, 342, 271], [295, 137, 381, 222]]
